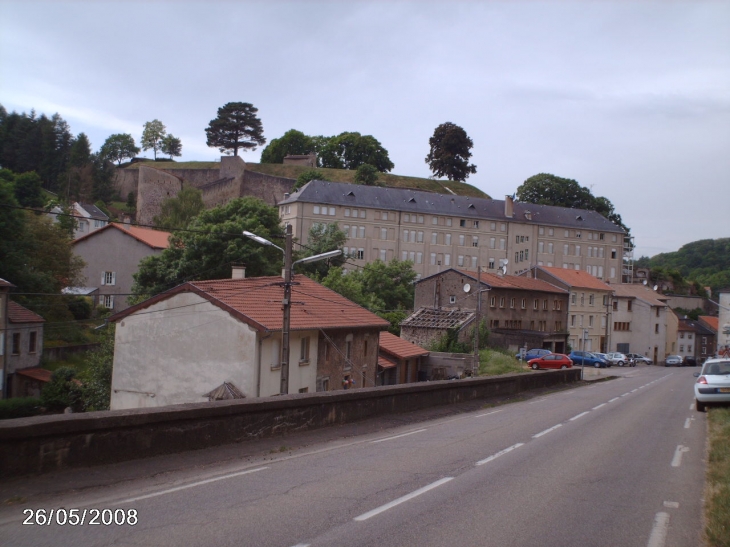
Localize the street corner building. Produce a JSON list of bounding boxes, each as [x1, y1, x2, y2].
[[107, 272, 389, 410]]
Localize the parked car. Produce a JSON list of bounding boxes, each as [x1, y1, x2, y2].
[[516, 348, 551, 361], [683, 356, 698, 367], [693, 358, 730, 412], [665, 355, 683, 367], [627, 353, 652, 365], [593, 353, 613, 367], [606, 352, 633, 367], [569, 351, 609, 368], [528, 353, 573, 370]]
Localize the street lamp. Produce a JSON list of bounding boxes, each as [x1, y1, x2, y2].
[[243, 224, 341, 395]]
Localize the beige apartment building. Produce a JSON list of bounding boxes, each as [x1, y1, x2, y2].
[[610, 283, 669, 364], [279, 180, 626, 282]]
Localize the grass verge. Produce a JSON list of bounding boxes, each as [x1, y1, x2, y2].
[[478, 349, 529, 376], [706, 407, 730, 547]]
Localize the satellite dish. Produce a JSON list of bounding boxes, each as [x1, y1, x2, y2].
[[463, 283, 471, 293], [642, 280, 647, 286], [653, 285, 658, 291]]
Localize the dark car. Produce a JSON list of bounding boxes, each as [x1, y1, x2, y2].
[[568, 351, 609, 368], [516, 348, 551, 361], [528, 354, 573, 370], [683, 356, 698, 367]]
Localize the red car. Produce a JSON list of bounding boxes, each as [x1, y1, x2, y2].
[[528, 353, 573, 370]]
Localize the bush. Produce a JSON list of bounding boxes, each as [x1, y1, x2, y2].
[[0, 397, 43, 420], [41, 367, 83, 412], [67, 296, 93, 320]]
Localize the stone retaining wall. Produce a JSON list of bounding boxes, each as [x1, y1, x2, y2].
[[0, 369, 580, 478]]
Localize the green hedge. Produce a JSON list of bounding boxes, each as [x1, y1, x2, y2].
[[0, 397, 43, 420]]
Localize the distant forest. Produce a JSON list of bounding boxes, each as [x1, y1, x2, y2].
[[635, 238, 730, 296]]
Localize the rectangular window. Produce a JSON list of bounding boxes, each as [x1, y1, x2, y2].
[[499, 297, 505, 308], [490, 237, 496, 249], [491, 222, 497, 230], [460, 219, 466, 227], [381, 228, 387, 240], [490, 296, 496, 307], [444, 254, 451, 266], [103, 295, 114, 309], [402, 251, 408, 261], [459, 234, 465, 246], [380, 249, 387, 260], [564, 244, 569, 255], [589, 294, 594, 306], [431, 232, 438, 244], [446, 218, 452, 227], [472, 236, 479, 247], [571, 315, 576, 326], [403, 230, 409, 242], [358, 226, 365, 238], [589, 316, 594, 327], [432, 216, 438, 225], [29, 331, 37, 353], [500, 239, 506, 250], [359, 210, 366, 219], [102, 271, 116, 286], [575, 245, 581, 256], [314, 205, 321, 214], [500, 223, 506, 232], [655, 324, 659, 334], [543, 299, 548, 310], [418, 215, 424, 223], [510, 298, 516, 309], [417, 231, 424, 243], [300, 337, 310, 362], [416, 252, 423, 264], [344, 208, 351, 217], [489, 258, 495, 269], [471, 256, 477, 269], [357, 249, 364, 260], [548, 243, 554, 254], [449, 295, 456, 304], [409, 251, 415, 262], [12, 332, 20, 355], [382, 211, 389, 220], [430, 253, 436, 265], [445, 233, 452, 245], [521, 298, 526, 309], [473, 221, 479, 228], [534, 299, 539, 310]]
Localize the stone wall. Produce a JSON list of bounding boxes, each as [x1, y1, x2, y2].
[[136, 166, 183, 225], [0, 368, 580, 478], [241, 170, 295, 206]]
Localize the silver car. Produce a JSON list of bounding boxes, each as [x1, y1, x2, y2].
[[606, 352, 632, 366], [665, 355, 683, 367], [694, 358, 730, 412]]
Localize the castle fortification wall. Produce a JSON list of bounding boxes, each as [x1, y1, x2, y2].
[[136, 166, 183, 225], [241, 170, 295, 206]]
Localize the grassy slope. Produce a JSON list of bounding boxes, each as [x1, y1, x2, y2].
[[706, 407, 730, 547], [121, 160, 490, 199]]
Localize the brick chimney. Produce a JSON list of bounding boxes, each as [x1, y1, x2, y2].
[[504, 195, 514, 218], [231, 264, 246, 279]]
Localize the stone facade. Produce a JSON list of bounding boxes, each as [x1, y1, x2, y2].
[[316, 329, 380, 391], [136, 166, 183, 225]]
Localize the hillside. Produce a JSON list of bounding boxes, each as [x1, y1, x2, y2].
[[637, 238, 730, 293], [122, 160, 490, 199]]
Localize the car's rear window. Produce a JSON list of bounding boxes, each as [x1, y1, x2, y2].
[[703, 361, 730, 375]]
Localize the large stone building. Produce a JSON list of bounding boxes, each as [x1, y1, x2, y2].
[[609, 283, 669, 364], [405, 268, 569, 353], [278, 180, 627, 281], [526, 266, 614, 353]]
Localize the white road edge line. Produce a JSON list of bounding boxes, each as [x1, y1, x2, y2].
[[291, 544, 310, 547], [689, 404, 694, 410], [609, 397, 620, 403], [592, 403, 606, 410], [647, 512, 670, 547], [671, 445, 690, 467], [353, 477, 453, 521], [371, 429, 427, 444], [684, 418, 691, 429], [476, 443, 525, 466], [569, 411, 590, 421], [474, 409, 504, 418], [118, 466, 269, 504], [528, 398, 548, 405], [533, 424, 562, 438]]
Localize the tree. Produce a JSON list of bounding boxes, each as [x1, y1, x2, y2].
[[319, 259, 417, 333], [141, 119, 167, 160], [516, 173, 631, 234], [160, 134, 182, 160], [153, 186, 204, 230], [41, 367, 83, 412], [205, 102, 265, 156], [132, 197, 284, 302], [293, 168, 329, 191], [62, 133, 94, 201], [99, 133, 140, 165], [295, 223, 348, 278], [425, 122, 477, 181], [319, 132, 394, 172], [80, 324, 115, 411], [354, 163, 380, 186], [12, 171, 44, 208], [260, 129, 315, 163]]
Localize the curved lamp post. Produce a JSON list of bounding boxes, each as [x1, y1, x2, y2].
[[243, 225, 341, 394]]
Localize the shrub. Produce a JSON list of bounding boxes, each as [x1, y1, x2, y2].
[[41, 367, 83, 412], [0, 397, 43, 420]]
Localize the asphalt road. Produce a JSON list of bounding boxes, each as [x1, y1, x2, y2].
[[0, 366, 707, 547]]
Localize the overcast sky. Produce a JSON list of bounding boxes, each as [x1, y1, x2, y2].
[[2, 0, 728, 258]]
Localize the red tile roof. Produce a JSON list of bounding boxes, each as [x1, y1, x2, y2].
[[536, 266, 613, 291], [453, 269, 566, 294], [15, 368, 52, 383], [378, 355, 397, 368], [74, 223, 171, 249], [8, 301, 45, 323], [0, 278, 15, 288], [699, 316, 718, 332], [379, 332, 429, 359], [111, 275, 390, 332]]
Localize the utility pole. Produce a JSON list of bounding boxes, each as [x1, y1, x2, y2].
[[281, 224, 293, 395], [474, 266, 481, 376]]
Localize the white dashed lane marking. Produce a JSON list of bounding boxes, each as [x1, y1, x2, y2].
[[647, 512, 670, 547], [476, 443, 525, 466], [353, 478, 453, 521], [370, 429, 427, 444], [671, 445, 690, 467], [569, 412, 589, 421], [533, 424, 562, 438]]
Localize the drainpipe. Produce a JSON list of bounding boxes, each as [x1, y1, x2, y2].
[[257, 332, 272, 398]]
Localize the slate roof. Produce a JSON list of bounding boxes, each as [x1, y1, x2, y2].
[[533, 266, 613, 291], [8, 301, 45, 324], [280, 180, 625, 234], [110, 275, 390, 332], [379, 332, 429, 359], [610, 283, 669, 307], [77, 202, 109, 220], [73, 223, 171, 249]]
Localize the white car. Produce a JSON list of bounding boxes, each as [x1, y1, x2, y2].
[[694, 358, 730, 412]]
